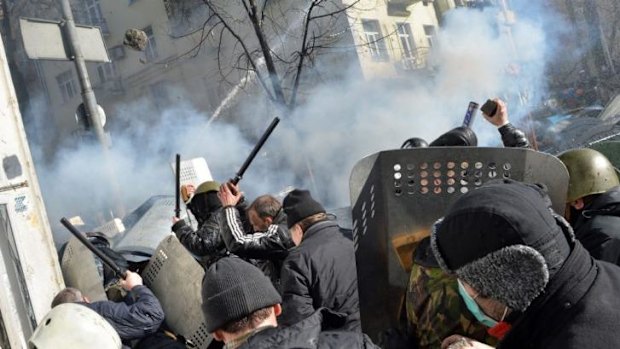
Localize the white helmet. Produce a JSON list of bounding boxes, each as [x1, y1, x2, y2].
[[29, 303, 121, 349]]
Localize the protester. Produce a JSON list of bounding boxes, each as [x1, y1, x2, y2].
[[407, 238, 496, 348], [217, 182, 294, 287], [278, 189, 361, 331], [202, 257, 377, 348], [481, 98, 530, 148], [171, 180, 230, 266], [558, 148, 620, 264], [404, 97, 524, 348], [51, 271, 165, 345], [431, 179, 620, 348]]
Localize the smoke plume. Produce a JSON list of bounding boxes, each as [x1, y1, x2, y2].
[[25, 4, 561, 245]]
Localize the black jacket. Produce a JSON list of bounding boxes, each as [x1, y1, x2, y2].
[[85, 285, 165, 342], [573, 186, 620, 265], [236, 308, 378, 349], [172, 208, 228, 266], [499, 123, 530, 148], [498, 242, 620, 349], [279, 220, 361, 331]]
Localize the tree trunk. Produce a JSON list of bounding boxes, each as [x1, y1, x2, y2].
[[246, 0, 287, 107]]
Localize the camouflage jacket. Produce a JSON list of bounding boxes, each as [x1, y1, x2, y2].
[[406, 264, 497, 348]]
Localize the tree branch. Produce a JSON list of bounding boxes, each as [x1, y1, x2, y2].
[[203, 0, 275, 102], [289, 0, 319, 109], [246, 0, 287, 106]]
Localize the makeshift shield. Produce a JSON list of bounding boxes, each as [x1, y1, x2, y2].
[[349, 147, 569, 340]]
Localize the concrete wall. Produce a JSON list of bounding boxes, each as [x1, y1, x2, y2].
[[0, 34, 65, 346]]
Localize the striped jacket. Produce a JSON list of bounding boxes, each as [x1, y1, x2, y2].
[[220, 207, 294, 287]]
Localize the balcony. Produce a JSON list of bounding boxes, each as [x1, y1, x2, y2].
[[387, 0, 434, 16], [398, 47, 432, 71]]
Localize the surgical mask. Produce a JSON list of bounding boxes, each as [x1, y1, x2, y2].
[[457, 279, 498, 328]]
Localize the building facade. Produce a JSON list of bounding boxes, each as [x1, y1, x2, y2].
[[4, 0, 440, 155]]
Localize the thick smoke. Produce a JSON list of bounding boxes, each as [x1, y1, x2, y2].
[[236, 6, 551, 205], [27, 4, 557, 245]]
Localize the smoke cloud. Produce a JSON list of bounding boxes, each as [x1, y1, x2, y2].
[[25, 4, 561, 246]]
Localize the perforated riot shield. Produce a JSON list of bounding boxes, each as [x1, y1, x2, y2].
[[60, 237, 107, 302], [142, 235, 212, 349], [349, 147, 569, 340]]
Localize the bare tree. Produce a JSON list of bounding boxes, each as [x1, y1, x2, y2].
[[170, 0, 362, 112]]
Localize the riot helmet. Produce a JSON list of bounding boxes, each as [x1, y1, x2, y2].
[[187, 180, 221, 223], [29, 303, 121, 349], [558, 148, 620, 203], [401, 137, 429, 149]]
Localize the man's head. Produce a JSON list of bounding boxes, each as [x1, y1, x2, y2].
[[282, 189, 326, 245], [431, 180, 573, 318], [188, 180, 221, 222], [202, 257, 282, 343], [248, 195, 282, 232], [558, 148, 619, 211], [52, 287, 87, 308]]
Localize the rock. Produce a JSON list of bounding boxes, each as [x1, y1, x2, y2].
[[123, 28, 148, 51]]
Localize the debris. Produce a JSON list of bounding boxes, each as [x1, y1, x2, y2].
[[123, 28, 148, 51]]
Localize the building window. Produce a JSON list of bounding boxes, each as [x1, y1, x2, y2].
[[83, 0, 103, 24], [56, 70, 77, 102], [82, 0, 108, 33], [143, 26, 159, 62], [361, 19, 388, 61], [150, 81, 170, 110], [97, 62, 118, 83], [108, 45, 126, 61], [396, 23, 415, 58], [423, 25, 436, 48]]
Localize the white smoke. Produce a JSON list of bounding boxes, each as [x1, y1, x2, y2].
[[26, 4, 560, 245]]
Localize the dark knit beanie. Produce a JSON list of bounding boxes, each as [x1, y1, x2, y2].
[[202, 257, 281, 333], [283, 189, 326, 228], [431, 179, 572, 312]]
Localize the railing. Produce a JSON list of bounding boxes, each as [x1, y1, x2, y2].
[[399, 47, 431, 71]]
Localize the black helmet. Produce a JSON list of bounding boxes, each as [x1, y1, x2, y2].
[[429, 126, 478, 147], [401, 137, 429, 149]]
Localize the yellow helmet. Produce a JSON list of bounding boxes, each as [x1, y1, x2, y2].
[[195, 181, 221, 195], [558, 148, 620, 203]]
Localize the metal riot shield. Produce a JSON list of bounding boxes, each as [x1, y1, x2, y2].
[[60, 236, 107, 302], [142, 235, 212, 349], [113, 196, 183, 263], [349, 147, 569, 340]]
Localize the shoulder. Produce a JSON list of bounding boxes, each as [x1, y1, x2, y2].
[[318, 331, 379, 349]]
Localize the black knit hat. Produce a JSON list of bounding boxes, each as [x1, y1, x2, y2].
[[431, 180, 573, 311], [202, 257, 281, 333], [283, 189, 326, 228]]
